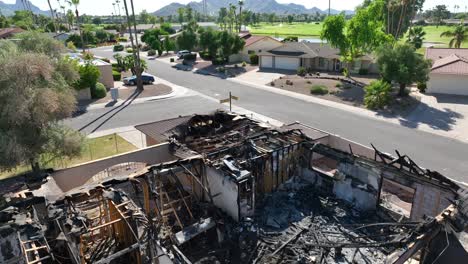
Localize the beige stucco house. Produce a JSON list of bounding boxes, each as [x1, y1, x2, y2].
[[258, 41, 378, 74], [425, 48, 468, 96], [229, 33, 283, 63]]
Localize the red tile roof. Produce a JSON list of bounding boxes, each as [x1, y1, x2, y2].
[[431, 54, 468, 75], [425, 48, 468, 61], [244, 35, 267, 47], [0, 27, 25, 38]]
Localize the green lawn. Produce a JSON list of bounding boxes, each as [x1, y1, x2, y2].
[[248, 22, 323, 37], [0, 134, 137, 180], [421, 25, 468, 48]]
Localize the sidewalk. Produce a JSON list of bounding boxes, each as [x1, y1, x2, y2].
[[228, 76, 468, 142]]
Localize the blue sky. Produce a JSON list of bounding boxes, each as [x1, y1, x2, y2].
[[3, 0, 468, 16]]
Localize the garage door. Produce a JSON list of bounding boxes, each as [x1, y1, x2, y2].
[[261, 56, 273, 68], [428, 74, 468, 96], [275, 57, 300, 70]]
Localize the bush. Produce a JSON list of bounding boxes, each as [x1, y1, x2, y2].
[[183, 53, 197, 61], [112, 70, 121, 81], [249, 54, 259, 65], [286, 80, 294, 85], [297, 67, 307, 76], [147, 49, 156, 56], [242, 61, 247, 67], [75, 64, 100, 90], [113, 44, 124, 52], [212, 57, 225, 65], [92, 82, 107, 99], [199, 51, 212, 60], [170, 58, 175, 63], [141, 45, 150, 51], [417, 82, 427, 93], [358, 68, 369, 75], [310, 85, 329, 95], [126, 48, 133, 53], [282, 36, 298, 42], [270, 81, 275, 86], [118, 37, 128, 42], [364, 80, 392, 110], [335, 82, 342, 88]]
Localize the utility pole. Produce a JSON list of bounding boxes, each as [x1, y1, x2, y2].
[[328, 0, 331, 16]]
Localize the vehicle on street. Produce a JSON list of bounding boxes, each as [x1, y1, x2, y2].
[[123, 74, 155, 85]]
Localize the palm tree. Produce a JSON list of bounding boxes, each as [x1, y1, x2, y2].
[[122, 0, 144, 91], [47, 0, 58, 35], [69, 0, 85, 52], [406, 26, 426, 49], [238, 0, 243, 32], [440, 24, 468, 48]]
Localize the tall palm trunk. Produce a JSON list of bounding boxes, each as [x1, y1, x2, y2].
[[129, 0, 144, 90], [74, 7, 85, 52], [47, 0, 58, 35], [123, 0, 143, 91], [238, 4, 242, 32]]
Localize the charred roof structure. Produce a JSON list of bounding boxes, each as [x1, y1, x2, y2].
[[1, 110, 467, 264]]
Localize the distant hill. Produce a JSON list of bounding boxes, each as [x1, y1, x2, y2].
[[0, 0, 49, 17], [153, 0, 354, 17]]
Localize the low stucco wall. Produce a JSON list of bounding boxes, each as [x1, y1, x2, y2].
[[52, 143, 174, 192]]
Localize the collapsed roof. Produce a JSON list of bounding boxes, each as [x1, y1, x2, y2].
[[1, 110, 467, 264]]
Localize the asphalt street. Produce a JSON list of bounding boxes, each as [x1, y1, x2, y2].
[[76, 47, 468, 182]]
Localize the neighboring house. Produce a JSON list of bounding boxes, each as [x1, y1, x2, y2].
[[258, 41, 378, 74], [229, 32, 282, 63], [43, 32, 71, 42], [425, 48, 468, 96], [0, 27, 25, 39]]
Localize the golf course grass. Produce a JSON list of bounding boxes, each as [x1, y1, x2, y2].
[[248, 22, 467, 48], [248, 22, 323, 37]]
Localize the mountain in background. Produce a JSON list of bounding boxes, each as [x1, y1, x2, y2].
[[153, 0, 354, 17], [0, 0, 49, 17]]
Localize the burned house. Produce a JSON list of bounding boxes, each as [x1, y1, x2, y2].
[[1, 110, 467, 264]]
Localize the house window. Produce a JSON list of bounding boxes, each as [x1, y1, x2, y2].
[[319, 58, 325, 68], [248, 50, 255, 54]]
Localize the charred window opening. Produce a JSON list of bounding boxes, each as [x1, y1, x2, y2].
[[379, 178, 416, 218]]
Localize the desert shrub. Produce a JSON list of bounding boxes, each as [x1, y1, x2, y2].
[[118, 37, 128, 42], [335, 82, 342, 88], [358, 68, 369, 75], [282, 36, 298, 42], [242, 61, 247, 67], [286, 80, 294, 85], [249, 54, 259, 65], [183, 53, 197, 60], [417, 82, 427, 93], [66, 41, 77, 51], [147, 49, 156, 56], [306, 80, 311, 84], [170, 58, 175, 63], [310, 85, 328, 95], [216, 66, 226, 73], [364, 80, 392, 110], [112, 70, 121, 81], [126, 48, 133, 53], [212, 57, 225, 65], [92, 82, 107, 99], [270, 81, 275, 86], [297, 67, 307, 76]]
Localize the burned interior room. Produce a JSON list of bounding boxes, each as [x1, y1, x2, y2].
[[1, 111, 467, 264]]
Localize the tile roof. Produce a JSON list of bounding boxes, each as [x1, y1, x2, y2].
[[425, 48, 468, 61], [244, 35, 268, 47], [259, 42, 342, 59], [135, 115, 194, 142], [431, 54, 468, 75], [0, 27, 24, 38]]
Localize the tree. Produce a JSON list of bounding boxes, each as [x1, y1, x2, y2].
[[186, 6, 193, 22], [321, 2, 391, 76], [16, 31, 64, 58], [0, 15, 10, 28], [287, 15, 294, 24], [178, 8, 185, 24], [66, 9, 74, 30], [70, 0, 86, 51], [177, 28, 198, 51], [406, 26, 426, 49], [163, 35, 175, 54], [199, 27, 219, 58], [440, 24, 468, 48], [238, 0, 244, 32], [142, 29, 165, 54], [217, 31, 245, 61], [0, 42, 83, 175], [431, 5, 450, 27], [140, 9, 150, 24], [376, 43, 431, 96], [268, 13, 276, 24]]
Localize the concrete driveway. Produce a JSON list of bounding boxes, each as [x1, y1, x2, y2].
[[232, 68, 293, 86], [403, 93, 468, 141]]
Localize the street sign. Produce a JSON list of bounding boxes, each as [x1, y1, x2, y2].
[[219, 92, 239, 112]]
